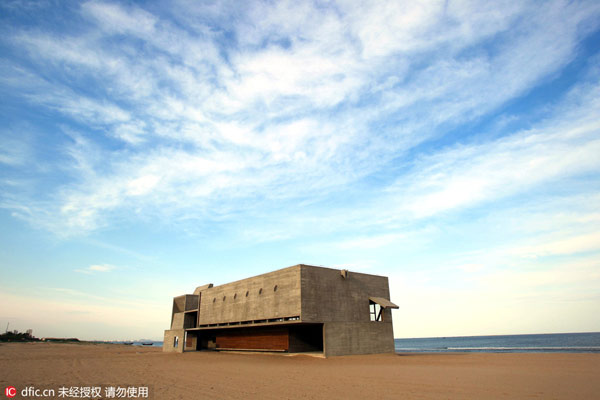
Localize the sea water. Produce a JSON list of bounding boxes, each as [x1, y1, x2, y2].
[[132, 341, 163, 347], [395, 332, 600, 353]]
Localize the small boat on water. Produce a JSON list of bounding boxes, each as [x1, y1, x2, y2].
[[141, 342, 153, 346]]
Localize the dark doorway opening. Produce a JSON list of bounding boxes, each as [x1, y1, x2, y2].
[[289, 324, 323, 352]]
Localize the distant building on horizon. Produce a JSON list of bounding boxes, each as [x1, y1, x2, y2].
[[163, 264, 398, 357]]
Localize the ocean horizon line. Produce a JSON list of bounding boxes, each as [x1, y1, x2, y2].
[[395, 331, 600, 340], [394, 332, 600, 353]]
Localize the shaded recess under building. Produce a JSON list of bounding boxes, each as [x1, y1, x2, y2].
[[163, 264, 398, 356]]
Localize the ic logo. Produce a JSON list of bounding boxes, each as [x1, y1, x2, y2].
[[5, 387, 16, 398]]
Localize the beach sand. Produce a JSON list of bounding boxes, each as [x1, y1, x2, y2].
[[1, 342, 599, 399]]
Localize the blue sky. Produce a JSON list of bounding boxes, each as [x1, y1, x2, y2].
[[1, 0, 599, 340]]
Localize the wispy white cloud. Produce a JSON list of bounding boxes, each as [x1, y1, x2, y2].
[[0, 129, 30, 166], [511, 231, 600, 259], [384, 82, 600, 219], [333, 233, 407, 250], [74, 264, 116, 274], [0, 0, 599, 239], [81, 1, 157, 37]]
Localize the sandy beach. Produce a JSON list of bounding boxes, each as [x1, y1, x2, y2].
[[1, 343, 599, 399]]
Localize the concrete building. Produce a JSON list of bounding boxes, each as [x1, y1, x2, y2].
[[163, 264, 398, 356]]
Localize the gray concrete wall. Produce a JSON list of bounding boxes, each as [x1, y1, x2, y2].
[[300, 265, 395, 355], [300, 265, 392, 323], [170, 296, 199, 329], [171, 312, 184, 329], [198, 265, 301, 324], [173, 296, 185, 313], [185, 295, 199, 311], [163, 329, 184, 353], [323, 322, 395, 356]]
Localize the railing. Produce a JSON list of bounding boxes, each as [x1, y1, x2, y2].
[[197, 316, 301, 328]]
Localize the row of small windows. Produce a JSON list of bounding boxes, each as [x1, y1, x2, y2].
[[212, 285, 278, 303]]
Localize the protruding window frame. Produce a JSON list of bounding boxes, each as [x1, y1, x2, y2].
[[369, 301, 382, 322]]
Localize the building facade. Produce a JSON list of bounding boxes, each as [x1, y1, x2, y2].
[[163, 264, 398, 356]]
